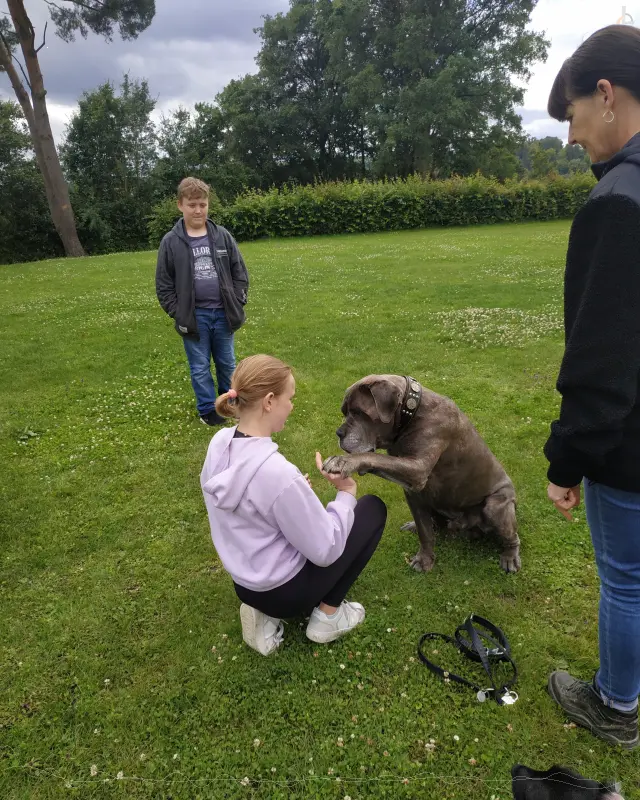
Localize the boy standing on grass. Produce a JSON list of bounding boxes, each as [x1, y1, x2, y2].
[[155, 177, 249, 426]]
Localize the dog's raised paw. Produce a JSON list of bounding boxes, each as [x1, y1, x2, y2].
[[322, 456, 352, 478]]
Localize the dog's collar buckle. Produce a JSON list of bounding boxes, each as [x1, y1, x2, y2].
[[399, 376, 422, 430]]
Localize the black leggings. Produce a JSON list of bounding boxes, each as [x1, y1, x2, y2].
[[234, 494, 387, 618]]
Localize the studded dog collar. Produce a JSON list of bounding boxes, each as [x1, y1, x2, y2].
[[398, 376, 422, 431]]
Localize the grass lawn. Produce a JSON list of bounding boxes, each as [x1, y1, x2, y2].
[[1, 222, 638, 799]]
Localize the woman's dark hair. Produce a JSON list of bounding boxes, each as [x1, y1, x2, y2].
[[548, 25, 640, 121]]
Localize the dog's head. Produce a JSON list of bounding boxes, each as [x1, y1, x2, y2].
[[511, 764, 623, 800], [336, 375, 407, 453]]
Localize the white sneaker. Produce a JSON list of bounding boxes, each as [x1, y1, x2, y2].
[[305, 601, 365, 644], [239, 604, 284, 656]]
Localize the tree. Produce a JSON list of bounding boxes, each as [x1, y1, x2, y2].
[[530, 142, 556, 178], [347, 0, 549, 179], [61, 75, 157, 253], [230, 0, 549, 183], [216, 75, 290, 189], [0, 99, 61, 263], [0, 0, 155, 257], [155, 103, 251, 202], [252, 0, 359, 183], [515, 137, 591, 177]]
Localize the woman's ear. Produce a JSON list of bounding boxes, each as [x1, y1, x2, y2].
[[264, 392, 274, 412], [597, 79, 615, 108]]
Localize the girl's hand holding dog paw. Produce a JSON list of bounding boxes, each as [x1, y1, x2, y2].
[[316, 452, 357, 496]]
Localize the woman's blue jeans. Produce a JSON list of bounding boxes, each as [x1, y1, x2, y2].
[[584, 480, 640, 707]]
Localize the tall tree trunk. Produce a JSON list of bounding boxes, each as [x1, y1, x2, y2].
[[4, 0, 85, 257]]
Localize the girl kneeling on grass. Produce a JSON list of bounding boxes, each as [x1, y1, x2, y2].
[[200, 354, 387, 656]]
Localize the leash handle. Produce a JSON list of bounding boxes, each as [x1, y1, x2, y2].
[[417, 616, 518, 705], [417, 633, 484, 693]]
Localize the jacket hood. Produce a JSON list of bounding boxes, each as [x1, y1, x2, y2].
[[592, 131, 640, 180], [171, 218, 219, 244], [201, 428, 279, 512]]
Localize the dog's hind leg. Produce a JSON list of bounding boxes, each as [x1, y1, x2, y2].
[[481, 491, 521, 573]]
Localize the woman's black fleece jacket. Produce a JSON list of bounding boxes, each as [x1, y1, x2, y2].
[[545, 132, 640, 492]]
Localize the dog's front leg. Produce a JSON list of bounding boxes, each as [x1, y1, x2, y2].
[[322, 451, 443, 492], [404, 491, 436, 572]]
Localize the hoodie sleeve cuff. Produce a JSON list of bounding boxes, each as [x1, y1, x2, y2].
[[335, 491, 358, 510], [547, 458, 584, 489]]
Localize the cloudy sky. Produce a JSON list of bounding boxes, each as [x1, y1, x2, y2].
[[0, 0, 635, 144]]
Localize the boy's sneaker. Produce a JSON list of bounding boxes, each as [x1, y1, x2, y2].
[[306, 601, 365, 644], [200, 410, 226, 427], [239, 604, 284, 656], [548, 671, 639, 749]]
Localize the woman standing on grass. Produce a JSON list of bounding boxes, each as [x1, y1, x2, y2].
[[200, 354, 387, 656], [544, 25, 640, 750]]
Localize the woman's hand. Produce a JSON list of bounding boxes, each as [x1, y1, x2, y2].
[[316, 452, 357, 496], [547, 482, 581, 521]]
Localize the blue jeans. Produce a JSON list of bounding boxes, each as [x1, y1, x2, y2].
[[183, 308, 235, 416], [584, 480, 640, 707]]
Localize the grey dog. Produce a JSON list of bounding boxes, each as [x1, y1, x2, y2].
[[322, 375, 521, 574]]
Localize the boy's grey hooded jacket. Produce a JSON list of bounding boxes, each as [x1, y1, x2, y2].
[[155, 218, 249, 338]]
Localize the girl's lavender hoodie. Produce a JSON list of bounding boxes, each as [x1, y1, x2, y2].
[[200, 427, 357, 591]]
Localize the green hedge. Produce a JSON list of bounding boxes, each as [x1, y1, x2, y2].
[[148, 173, 596, 247]]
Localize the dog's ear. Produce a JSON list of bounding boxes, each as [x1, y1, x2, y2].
[[369, 380, 401, 423], [355, 379, 401, 424]]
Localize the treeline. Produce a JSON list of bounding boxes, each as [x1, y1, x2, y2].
[[0, 77, 590, 265], [1, 0, 591, 264]]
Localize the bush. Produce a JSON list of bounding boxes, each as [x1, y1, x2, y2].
[[212, 173, 596, 243], [147, 191, 224, 248]]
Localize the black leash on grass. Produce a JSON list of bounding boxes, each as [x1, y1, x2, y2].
[[417, 614, 518, 705]]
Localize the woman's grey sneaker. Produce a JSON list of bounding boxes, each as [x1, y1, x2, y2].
[[200, 410, 226, 427], [306, 601, 365, 644], [239, 604, 284, 656], [548, 671, 639, 749]]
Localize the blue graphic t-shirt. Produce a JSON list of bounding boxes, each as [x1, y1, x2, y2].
[[190, 234, 223, 309]]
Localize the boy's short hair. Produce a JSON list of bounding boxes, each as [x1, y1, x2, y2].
[[177, 177, 210, 202]]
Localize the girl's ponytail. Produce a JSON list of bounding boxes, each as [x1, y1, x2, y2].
[[215, 356, 292, 418]]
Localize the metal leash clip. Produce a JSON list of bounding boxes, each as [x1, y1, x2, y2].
[[500, 690, 519, 705]]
